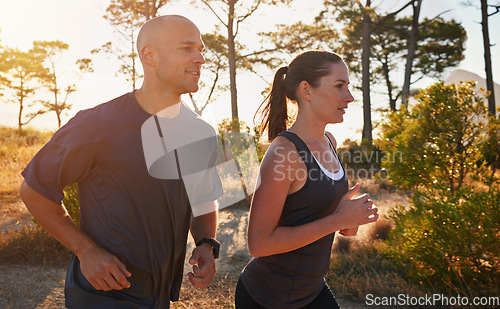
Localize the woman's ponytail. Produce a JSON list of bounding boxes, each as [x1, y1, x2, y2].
[[255, 66, 289, 141]]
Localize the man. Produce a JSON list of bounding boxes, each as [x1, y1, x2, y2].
[[20, 15, 222, 308]]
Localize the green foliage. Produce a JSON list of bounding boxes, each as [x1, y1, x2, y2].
[[380, 81, 500, 297], [414, 17, 466, 76], [379, 81, 488, 191], [478, 115, 500, 189], [258, 21, 338, 69], [387, 187, 500, 296], [63, 183, 80, 227]]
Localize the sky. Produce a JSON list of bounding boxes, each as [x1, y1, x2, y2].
[[0, 0, 499, 144]]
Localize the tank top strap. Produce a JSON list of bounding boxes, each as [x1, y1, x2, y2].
[[277, 130, 315, 168]]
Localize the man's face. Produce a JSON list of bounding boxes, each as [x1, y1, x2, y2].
[[153, 20, 205, 96]]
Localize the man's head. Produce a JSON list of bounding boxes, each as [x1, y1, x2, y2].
[[137, 15, 205, 96]]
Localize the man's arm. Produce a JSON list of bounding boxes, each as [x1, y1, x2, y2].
[[20, 180, 131, 291], [188, 203, 217, 289]]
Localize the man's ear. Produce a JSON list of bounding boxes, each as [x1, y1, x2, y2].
[[141, 46, 156, 66], [297, 80, 312, 102]]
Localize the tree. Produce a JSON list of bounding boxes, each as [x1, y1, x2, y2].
[[462, 0, 499, 116], [191, 32, 234, 116], [257, 20, 338, 68], [93, 0, 170, 90], [322, 0, 417, 144], [188, 32, 230, 115], [370, 16, 465, 111], [0, 46, 47, 130], [33, 40, 93, 128], [480, 0, 499, 116], [400, 0, 422, 107], [197, 0, 293, 131]]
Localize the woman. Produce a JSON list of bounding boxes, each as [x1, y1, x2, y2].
[[235, 50, 379, 309]]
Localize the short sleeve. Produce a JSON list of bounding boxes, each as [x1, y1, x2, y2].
[[21, 115, 98, 204]]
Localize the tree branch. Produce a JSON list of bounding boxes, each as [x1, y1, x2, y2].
[[377, 0, 417, 25], [237, 47, 280, 60], [201, 0, 229, 27], [488, 4, 500, 16]]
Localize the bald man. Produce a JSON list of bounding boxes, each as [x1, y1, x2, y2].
[[20, 15, 222, 308]]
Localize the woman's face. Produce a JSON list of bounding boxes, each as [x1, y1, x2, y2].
[[308, 61, 354, 124]]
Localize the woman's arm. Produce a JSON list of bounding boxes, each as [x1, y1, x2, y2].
[[325, 131, 360, 237], [247, 137, 378, 257]]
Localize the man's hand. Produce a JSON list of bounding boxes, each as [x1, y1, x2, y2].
[[187, 244, 216, 288], [78, 245, 131, 291]]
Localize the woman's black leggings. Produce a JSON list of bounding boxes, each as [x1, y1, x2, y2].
[[234, 277, 340, 309]]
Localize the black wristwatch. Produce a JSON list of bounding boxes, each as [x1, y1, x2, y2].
[[196, 238, 220, 259]]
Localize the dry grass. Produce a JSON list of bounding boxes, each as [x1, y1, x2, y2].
[[0, 225, 70, 267], [0, 127, 51, 202]]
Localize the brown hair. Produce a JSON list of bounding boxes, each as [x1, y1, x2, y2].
[[255, 50, 343, 141]]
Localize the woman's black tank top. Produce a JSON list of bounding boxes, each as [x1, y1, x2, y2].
[[240, 130, 349, 309]]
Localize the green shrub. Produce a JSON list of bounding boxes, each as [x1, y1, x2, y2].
[[379, 81, 488, 191], [387, 187, 500, 296], [378, 81, 500, 299], [478, 115, 500, 190], [63, 183, 80, 227]]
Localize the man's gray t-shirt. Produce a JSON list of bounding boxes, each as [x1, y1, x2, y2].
[[21, 92, 222, 308]]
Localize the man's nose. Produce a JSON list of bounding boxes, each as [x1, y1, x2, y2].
[[195, 51, 205, 64]]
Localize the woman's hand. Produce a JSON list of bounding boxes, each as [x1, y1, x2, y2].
[[331, 184, 379, 231], [338, 227, 358, 236]]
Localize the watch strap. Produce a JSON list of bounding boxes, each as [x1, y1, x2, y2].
[[196, 237, 220, 259]]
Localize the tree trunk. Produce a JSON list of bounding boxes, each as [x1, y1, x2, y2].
[[228, 0, 239, 131], [382, 55, 396, 111], [18, 99, 24, 131], [481, 0, 496, 116], [361, 8, 373, 143], [401, 0, 422, 108]]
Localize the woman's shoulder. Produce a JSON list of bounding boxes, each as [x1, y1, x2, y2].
[[267, 135, 299, 156], [260, 135, 302, 169], [325, 131, 337, 149]]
